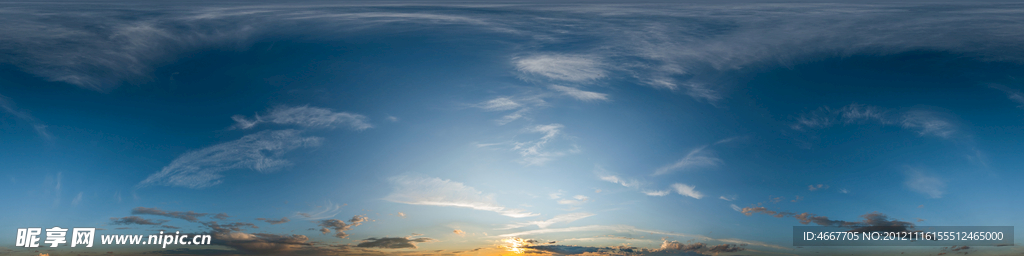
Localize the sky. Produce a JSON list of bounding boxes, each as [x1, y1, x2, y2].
[[1, 1, 1023, 256]]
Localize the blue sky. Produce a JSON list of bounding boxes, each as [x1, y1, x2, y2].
[[1, 1, 1023, 256]]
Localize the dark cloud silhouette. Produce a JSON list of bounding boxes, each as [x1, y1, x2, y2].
[[212, 213, 230, 220], [742, 207, 916, 232], [110, 216, 167, 226], [256, 217, 289, 225], [356, 236, 436, 249], [132, 207, 208, 222], [317, 215, 369, 239]]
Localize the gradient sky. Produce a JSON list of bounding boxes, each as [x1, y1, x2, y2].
[[1, 1, 1023, 256]]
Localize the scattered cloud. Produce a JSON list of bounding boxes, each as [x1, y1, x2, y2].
[[501, 212, 596, 229], [808, 184, 829, 191], [654, 145, 722, 176], [138, 129, 322, 188], [730, 204, 742, 212], [599, 174, 640, 189], [514, 54, 605, 83], [256, 217, 289, 225], [792, 104, 956, 139], [905, 169, 945, 198], [110, 216, 167, 226], [839, 188, 849, 194], [548, 85, 609, 102], [497, 225, 786, 250], [719, 195, 736, 201], [453, 229, 465, 236], [670, 183, 704, 199], [397, 212, 406, 218], [791, 195, 803, 203], [132, 207, 208, 222], [213, 213, 230, 220], [356, 236, 436, 249], [742, 207, 915, 232], [231, 105, 372, 130], [318, 215, 369, 239], [384, 175, 538, 218]]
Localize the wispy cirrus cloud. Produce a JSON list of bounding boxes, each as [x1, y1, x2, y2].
[[0, 93, 52, 141], [501, 212, 596, 230], [138, 129, 322, 188], [548, 85, 609, 102], [654, 145, 722, 176], [792, 103, 957, 139], [510, 123, 577, 166], [296, 201, 345, 220], [670, 183, 704, 199], [231, 105, 372, 130], [384, 175, 538, 218], [905, 169, 945, 198], [514, 54, 606, 83], [990, 84, 1024, 109]]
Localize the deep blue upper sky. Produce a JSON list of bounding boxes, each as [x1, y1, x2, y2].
[[1, 2, 1023, 256]]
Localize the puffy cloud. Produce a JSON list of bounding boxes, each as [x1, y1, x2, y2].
[[131, 207, 208, 222], [109, 216, 167, 226], [514, 54, 605, 82], [231, 105, 372, 130], [317, 215, 369, 239], [138, 129, 322, 188], [453, 229, 465, 236], [670, 183, 703, 199], [356, 236, 436, 249], [384, 175, 538, 218], [256, 217, 289, 225]]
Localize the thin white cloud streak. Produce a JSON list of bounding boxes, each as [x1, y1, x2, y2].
[[599, 175, 640, 189], [719, 195, 736, 201], [384, 175, 538, 218], [642, 190, 670, 196], [500, 212, 596, 229], [0, 94, 53, 140], [478, 97, 522, 111], [905, 169, 945, 198], [138, 129, 323, 188], [512, 124, 570, 166], [991, 84, 1024, 109], [548, 85, 609, 102], [231, 105, 372, 130], [556, 195, 590, 206], [295, 200, 345, 220], [730, 204, 742, 212], [670, 183, 704, 199], [495, 224, 787, 250], [514, 54, 605, 82], [654, 146, 722, 176], [792, 104, 957, 139], [71, 192, 83, 206]]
